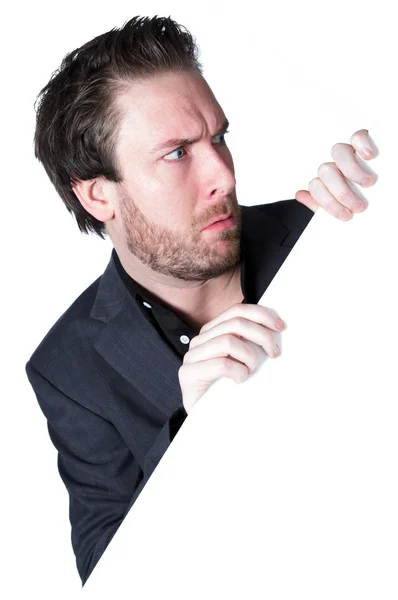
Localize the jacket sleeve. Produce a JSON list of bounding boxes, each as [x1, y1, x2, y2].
[[25, 360, 146, 585]]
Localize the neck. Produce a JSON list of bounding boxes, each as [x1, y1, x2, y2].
[[172, 262, 243, 330], [116, 245, 243, 329]]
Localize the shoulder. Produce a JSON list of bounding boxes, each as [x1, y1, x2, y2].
[[27, 274, 104, 377], [242, 199, 314, 246], [246, 198, 314, 228]]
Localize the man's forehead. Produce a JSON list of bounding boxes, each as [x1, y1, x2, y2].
[[115, 74, 225, 150], [148, 115, 229, 154]]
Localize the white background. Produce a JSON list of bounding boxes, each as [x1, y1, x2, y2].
[[1, 0, 396, 597], [82, 150, 397, 599]]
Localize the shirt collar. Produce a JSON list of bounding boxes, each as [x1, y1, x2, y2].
[[113, 235, 249, 309]]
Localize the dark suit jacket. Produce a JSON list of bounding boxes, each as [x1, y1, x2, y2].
[[25, 200, 313, 584]]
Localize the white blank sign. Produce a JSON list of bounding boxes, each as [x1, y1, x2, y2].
[[84, 126, 397, 598]]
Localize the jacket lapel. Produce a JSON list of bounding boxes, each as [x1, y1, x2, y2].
[[240, 204, 292, 303], [91, 254, 183, 417]]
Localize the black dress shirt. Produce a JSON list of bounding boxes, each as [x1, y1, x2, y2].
[[113, 237, 250, 359]]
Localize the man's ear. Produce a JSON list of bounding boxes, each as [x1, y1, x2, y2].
[[71, 177, 115, 223]]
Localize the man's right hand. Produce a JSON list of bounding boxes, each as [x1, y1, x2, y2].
[[178, 304, 286, 414]]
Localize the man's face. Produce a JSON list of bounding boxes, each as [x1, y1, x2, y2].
[[111, 69, 242, 282]]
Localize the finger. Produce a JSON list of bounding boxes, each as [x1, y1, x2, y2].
[[190, 318, 281, 358], [330, 142, 375, 187], [179, 357, 249, 413], [307, 177, 353, 220], [314, 163, 368, 215], [199, 304, 285, 335], [182, 357, 250, 389], [183, 333, 259, 372], [295, 190, 320, 213], [349, 129, 375, 161]]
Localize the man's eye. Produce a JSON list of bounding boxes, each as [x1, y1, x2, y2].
[[163, 131, 229, 162], [164, 147, 186, 161]]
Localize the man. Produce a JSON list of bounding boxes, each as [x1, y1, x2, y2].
[[25, 15, 376, 585]]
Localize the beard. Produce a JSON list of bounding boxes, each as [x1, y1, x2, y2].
[[118, 188, 242, 282]]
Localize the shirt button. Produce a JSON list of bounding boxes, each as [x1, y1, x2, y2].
[[180, 335, 190, 345], [143, 301, 152, 309]]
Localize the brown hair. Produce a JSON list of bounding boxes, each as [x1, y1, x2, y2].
[[34, 15, 203, 238]]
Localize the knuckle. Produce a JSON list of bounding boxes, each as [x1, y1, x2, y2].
[[231, 316, 245, 329], [350, 131, 364, 143], [331, 142, 343, 154], [331, 142, 351, 154], [230, 302, 245, 314], [183, 350, 192, 364], [223, 333, 236, 351], [308, 177, 320, 190], [218, 357, 230, 372], [263, 306, 277, 321], [317, 162, 335, 178]]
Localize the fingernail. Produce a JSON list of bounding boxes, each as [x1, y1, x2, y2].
[[273, 345, 281, 357], [340, 209, 352, 220], [362, 147, 372, 158], [362, 175, 374, 186], [354, 199, 366, 211], [276, 319, 285, 330]]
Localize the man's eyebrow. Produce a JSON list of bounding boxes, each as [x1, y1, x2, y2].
[[150, 117, 230, 154]]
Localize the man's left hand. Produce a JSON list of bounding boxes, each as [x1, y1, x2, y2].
[[295, 129, 376, 220]]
